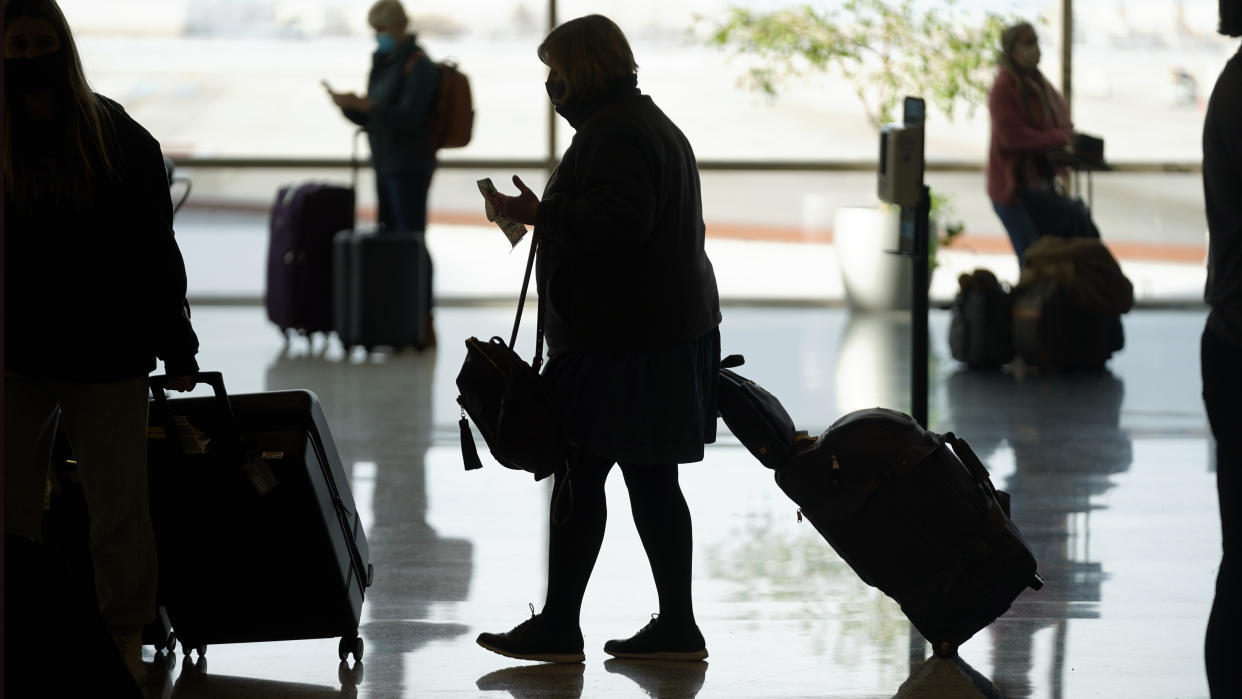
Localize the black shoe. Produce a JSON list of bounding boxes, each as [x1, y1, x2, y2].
[[477, 607, 585, 664], [603, 615, 708, 661]]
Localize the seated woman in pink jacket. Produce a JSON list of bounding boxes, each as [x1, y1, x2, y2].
[[986, 22, 1075, 262]]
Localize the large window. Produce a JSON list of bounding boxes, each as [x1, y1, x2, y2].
[[63, 0, 553, 159], [1073, 0, 1234, 162], [52, 0, 1233, 300]]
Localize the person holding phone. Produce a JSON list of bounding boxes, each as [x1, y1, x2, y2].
[[477, 14, 722, 664], [326, 0, 439, 342]]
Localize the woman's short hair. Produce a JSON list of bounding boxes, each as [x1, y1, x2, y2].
[[537, 15, 637, 103], [367, 0, 408, 33], [1221, 0, 1242, 36]]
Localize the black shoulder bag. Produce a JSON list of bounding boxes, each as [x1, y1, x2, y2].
[[456, 232, 569, 481]]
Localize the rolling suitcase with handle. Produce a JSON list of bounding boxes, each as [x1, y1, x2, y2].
[[332, 229, 430, 353], [147, 372, 373, 661], [265, 183, 355, 338], [774, 408, 1042, 656]]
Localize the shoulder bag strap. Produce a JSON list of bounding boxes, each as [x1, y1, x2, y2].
[[508, 232, 542, 362]]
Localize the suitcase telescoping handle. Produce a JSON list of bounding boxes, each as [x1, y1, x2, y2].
[[149, 371, 244, 461], [352, 127, 365, 198]]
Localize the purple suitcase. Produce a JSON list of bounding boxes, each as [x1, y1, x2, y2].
[[265, 183, 355, 337]]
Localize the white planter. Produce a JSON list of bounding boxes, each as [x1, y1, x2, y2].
[[833, 206, 912, 311]]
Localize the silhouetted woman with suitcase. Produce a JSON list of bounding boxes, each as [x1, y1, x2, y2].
[[477, 14, 722, 664]]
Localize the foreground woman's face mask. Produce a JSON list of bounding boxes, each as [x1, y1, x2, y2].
[[545, 68, 566, 104], [5, 50, 67, 94], [545, 79, 567, 104]]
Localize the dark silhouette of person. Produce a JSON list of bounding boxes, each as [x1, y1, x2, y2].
[[477, 14, 722, 664], [327, 0, 439, 344], [1200, 1, 1242, 695], [3, 0, 200, 685], [987, 22, 1075, 262]]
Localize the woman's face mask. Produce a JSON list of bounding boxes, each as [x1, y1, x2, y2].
[[5, 50, 67, 94], [545, 69, 566, 104], [375, 32, 398, 54]]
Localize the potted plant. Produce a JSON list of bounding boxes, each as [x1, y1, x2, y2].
[[700, 0, 1006, 309]]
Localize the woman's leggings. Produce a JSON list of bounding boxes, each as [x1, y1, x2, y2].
[[541, 450, 695, 629]]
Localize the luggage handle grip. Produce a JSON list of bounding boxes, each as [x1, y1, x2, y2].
[[149, 371, 244, 460], [943, 431, 1000, 497]]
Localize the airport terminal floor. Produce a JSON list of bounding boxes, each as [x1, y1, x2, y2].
[[136, 302, 1215, 698]]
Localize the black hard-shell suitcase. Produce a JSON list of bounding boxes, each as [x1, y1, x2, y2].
[[1011, 276, 1123, 371], [332, 229, 430, 353], [775, 408, 1042, 656], [266, 183, 355, 338], [147, 373, 372, 661]]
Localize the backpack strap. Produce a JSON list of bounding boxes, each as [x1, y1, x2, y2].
[[405, 48, 426, 75]]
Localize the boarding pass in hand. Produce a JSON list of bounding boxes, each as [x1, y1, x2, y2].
[[476, 178, 528, 247]]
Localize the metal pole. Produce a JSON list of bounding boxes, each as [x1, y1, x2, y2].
[[546, 0, 559, 173], [1061, 0, 1073, 117], [911, 185, 930, 430]]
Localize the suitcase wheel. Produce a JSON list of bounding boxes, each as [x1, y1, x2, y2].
[[339, 634, 364, 662], [181, 640, 207, 658], [367, 563, 375, 587], [932, 640, 958, 659]]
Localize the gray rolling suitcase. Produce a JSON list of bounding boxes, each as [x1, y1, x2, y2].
[[332, 229, 430, 353], [147, 373, 372, 661]]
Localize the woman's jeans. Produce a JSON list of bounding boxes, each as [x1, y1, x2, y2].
[[5, 374, 156, 633], [991, 198, 1041, 264], [376, 162, 436, 309]]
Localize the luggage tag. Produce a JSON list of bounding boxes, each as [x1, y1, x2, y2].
[[242, 455, 280, 496]]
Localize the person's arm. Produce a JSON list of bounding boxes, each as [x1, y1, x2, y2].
[[989, 72, 1071, 154], [366, 53, 438, 134], [537, 126, 658, 255], [133, 132, 200, 382]]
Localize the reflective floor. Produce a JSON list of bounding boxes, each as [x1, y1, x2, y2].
[[136, 304, 1216, 698]]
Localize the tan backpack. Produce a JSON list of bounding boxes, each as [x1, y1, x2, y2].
[[407, 51, 473, 151]]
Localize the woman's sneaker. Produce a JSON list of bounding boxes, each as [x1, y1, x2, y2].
[[603, 615, 708, 661], [476, 607, 585, 663]]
